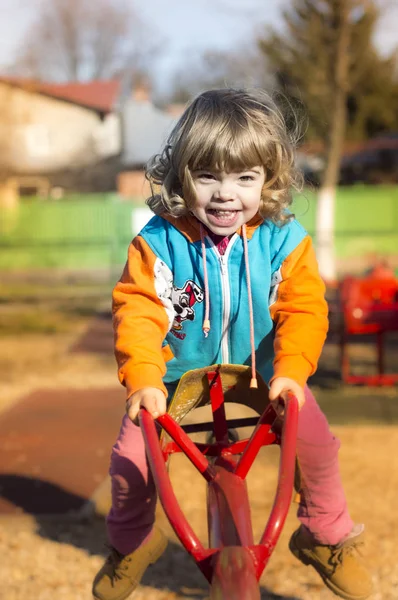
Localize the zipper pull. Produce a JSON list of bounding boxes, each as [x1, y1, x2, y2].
[[219, 255, 227, 274]]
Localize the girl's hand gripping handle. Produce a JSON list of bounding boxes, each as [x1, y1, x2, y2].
[[126, 387, 167, 423], [268, 376, 305, 416]]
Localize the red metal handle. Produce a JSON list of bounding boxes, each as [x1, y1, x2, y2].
[[139, 408, 211, 565], [259, 391, 299, 549], [234, 403, 279, 479], [156, 413, 217, 482], [140, 390, 299, 584]]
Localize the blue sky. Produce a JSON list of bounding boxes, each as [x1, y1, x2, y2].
[[0, 0, 397, 80]]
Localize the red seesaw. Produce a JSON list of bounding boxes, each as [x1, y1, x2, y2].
[[139, 364, 298, 600], [340, 275, 398, 385]]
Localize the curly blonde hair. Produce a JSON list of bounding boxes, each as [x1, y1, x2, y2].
[[146, 88, 303, 224]]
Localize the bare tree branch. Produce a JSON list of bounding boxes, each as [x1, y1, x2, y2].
[[11, 0, 158, 82]]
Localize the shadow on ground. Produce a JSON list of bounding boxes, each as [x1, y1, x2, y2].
[[0, 474, 88, 514], [0, 474, 302, 599]]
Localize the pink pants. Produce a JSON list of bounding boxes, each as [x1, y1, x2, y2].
[[107, 386, 353, 555]]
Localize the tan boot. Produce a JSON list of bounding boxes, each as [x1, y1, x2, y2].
[[92, 527, 168, 600], [289, 525, 373, 600]]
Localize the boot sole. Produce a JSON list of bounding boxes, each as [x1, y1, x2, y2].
[[288, 534, 372, 600], [93, 535, 168, 600]]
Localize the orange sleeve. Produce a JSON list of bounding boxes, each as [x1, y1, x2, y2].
[[269, 235, 328, 387], [112, 236, 171, 399]]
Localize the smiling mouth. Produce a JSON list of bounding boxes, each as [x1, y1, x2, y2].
[[207, 209, 240, 215], [206, 208, 240, 226]]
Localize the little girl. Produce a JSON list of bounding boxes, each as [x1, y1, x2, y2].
[[93, 88, 372, 600]]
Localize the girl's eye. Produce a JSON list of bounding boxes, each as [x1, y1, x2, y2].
[[198, 173, 215, 180], [239, 175, 254, 182]]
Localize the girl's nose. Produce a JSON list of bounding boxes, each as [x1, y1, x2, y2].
[[214, 182, 236, 201]]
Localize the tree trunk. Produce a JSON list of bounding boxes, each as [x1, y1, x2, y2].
[[316, 0, 351, 283]]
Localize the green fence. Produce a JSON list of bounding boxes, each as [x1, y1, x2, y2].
[[0, 194, 134, 272], [292, 186, 398, 258], [1, 186, 397, 275]]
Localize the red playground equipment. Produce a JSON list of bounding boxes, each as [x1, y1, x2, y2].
[[139, 364, 298, 600], [340, 275, 398, 385]]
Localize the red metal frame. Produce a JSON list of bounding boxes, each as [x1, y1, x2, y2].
[[139, 370, 298, 597], [340, 276, 398, 386]]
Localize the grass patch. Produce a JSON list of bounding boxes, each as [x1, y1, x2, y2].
[[0, 281, 112, 335], [0, 281, 112, 304], [0, 310, 79, 335]]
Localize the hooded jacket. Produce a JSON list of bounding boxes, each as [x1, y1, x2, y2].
[[112, 213, 328, 399]]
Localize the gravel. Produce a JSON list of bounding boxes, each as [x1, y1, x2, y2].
[[1, 427, 396, 599]]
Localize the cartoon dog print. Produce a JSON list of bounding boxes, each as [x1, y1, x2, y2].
[[171, 280, 204, 332]]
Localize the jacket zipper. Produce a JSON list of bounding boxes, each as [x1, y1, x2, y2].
[[206, 234, 238, 363]]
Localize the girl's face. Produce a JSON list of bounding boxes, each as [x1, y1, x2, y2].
[[191, 166, 265, 236]]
